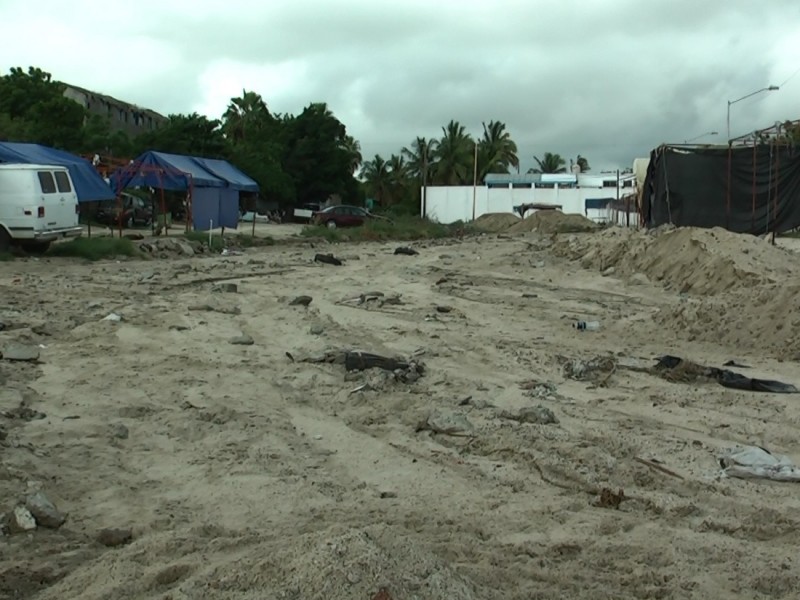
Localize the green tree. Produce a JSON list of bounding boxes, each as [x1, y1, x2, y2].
[[477, 120, 519, 180], [81, 114, 132, 157], [402, 136, 437, 212], [575, 154, 590, 173], [133, 113, 227, 157], [341, 135, 362, 174], [360, 155, 393, 206], [0, 66, 86, 150], [529, 152, 567, 174], [222, 90, 273, 143], [281, 102, 357, 205], [432, 120, 474, 185]]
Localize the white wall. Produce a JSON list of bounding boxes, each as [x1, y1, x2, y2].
[[423, 185, 636, 225]]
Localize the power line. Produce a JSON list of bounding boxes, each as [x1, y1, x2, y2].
[[779, 65, 800, 88]]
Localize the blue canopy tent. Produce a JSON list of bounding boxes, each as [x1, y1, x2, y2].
[[0, 142, 114, 202], [110, 151, 259, 231]]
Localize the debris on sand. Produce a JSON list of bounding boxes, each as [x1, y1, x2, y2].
[[416, 410, 475, 436], [6, 506, 37, 533], [593, 488, 626, 509], [0, 342, 40, 362], [559, 355, 617, 385], [394, 247, 419, 256], [500, 405, 559, 425], [314, 253, 343, 266], [507, 211, 598, 234], [289, 295, 313, 307], [25, 491, 66, 529], [229, 334, 255, 346], [212, 282, 238, 293]]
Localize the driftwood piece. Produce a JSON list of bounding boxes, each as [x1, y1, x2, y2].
[[314, 253, 343, 266], [345, 351, 410, 372]]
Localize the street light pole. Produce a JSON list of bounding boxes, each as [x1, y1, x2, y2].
[[727, 85, 779, 141]]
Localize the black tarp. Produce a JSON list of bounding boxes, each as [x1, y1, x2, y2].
[[642, 144, 800, 234]]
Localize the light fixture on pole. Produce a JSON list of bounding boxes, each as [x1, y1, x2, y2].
[[684, 131, 719, 143], [727, 86, 779, 141]]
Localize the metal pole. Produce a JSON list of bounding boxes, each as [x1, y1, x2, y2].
[[726, 101, 732, 141], [471, 141, 478, 221], [422, 153, 428, 218]]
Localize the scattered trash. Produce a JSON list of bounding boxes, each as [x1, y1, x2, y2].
[[102, 313, 122, 322], [289, 295, 313, 307], [416, 411, 474, 437], [25, 491, 66, 529], [436, 305, 453, 313], [212, 282, 239, 293], [1, 343, 40, 362], [394, 247, 419, 256], [559, 355, 616, 385], [229, 334, 255, 346], [310, 325, 325, 336], [6, 506, 36, 533], [634, 456, 684, 480], [654, 355, 798, 393], [220, 249, 243, 256], [719, 445, 800, 482], [593, 488, 625, 509], [573, 320, 600, 331], [500, 405, 559, 425], [722, 360, 751, 368], [314, 253, 343, 266]]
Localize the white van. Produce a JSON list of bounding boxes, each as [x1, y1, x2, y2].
[[0, 164, 83, 253]]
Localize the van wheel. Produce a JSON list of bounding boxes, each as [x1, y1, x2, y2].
[[23, 241, 51, 255], [0, 228, 11, 253]]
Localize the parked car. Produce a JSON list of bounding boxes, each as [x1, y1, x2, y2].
[[312, 205, 384, 229], [240, 211, 270, 223], [95, 193, 153, 228], [0, 164, 83, 253]]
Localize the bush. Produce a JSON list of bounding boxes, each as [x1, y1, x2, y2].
[[301, 216, 473, 242], [46, 237, 141, 261], [0, 252, 12, 262], [184, 231, 275, 252]]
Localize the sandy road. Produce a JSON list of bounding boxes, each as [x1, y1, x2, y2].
[[1, 229, 800, 599]]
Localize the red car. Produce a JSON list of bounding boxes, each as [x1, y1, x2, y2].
[[312, 205, 380, 229]]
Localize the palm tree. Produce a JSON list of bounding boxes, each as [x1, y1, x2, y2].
[[360, 155, 392, 206], [222, 90, 271, 142], [529, 152, 567, 174], [402, 136, 437, 212], [478, 120, 519, 180], [387, 154, 410, 205], [575, 154, 590, 173], [433, 120, 474, 185], [340, 135, 362, 174]]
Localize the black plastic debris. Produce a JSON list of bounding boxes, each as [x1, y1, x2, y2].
[[654, 355, 798, 394], [394, 247, 419, 256], [314, 253, 343, 266]]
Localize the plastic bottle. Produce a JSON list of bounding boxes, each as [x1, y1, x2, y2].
[[573, 320, 600, 331]]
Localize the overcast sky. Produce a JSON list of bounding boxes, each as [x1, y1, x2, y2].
[[0, 0, 798, 172]]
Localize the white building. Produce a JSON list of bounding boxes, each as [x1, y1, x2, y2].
[[423, 171, 638, 224]]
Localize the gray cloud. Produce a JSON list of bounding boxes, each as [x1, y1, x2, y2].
[[1, 0, 798, 171]]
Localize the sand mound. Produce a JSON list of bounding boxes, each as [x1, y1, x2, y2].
[[507, 210, 598, 234], [37, 527, 481, 599], [473, 212, 520, 233], [552, 226, 799, 295], [655, 281, 800, 357]]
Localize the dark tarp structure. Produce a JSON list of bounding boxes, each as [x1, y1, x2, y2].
[[642, 144, 800, 234], [0, 141, 114, 202], [110, 151, 259, 231]]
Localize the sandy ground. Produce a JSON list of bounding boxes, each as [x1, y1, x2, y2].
[[2, 225, 800, 599]]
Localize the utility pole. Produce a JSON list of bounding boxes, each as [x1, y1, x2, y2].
[[471, 141, 478, 221]]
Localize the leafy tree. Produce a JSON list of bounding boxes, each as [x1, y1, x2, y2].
[[477, 120, 519, 180], [222, 90, 273, 143], [81, 114, 132, 157], [133, 113, 227, 157], [341, 135, 362, 174], [433, 120, 474, 185], [360, 155, 393, 206], [281, 102, 357, 205], [575, 154, 590, 173], [529, 152, 567, 174]]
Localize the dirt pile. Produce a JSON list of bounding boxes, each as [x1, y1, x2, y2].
[[506, 210, 598, 234], [552, 226, 799, 295], [655, 281, 800, 357], [473, 212, 520, 233]]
